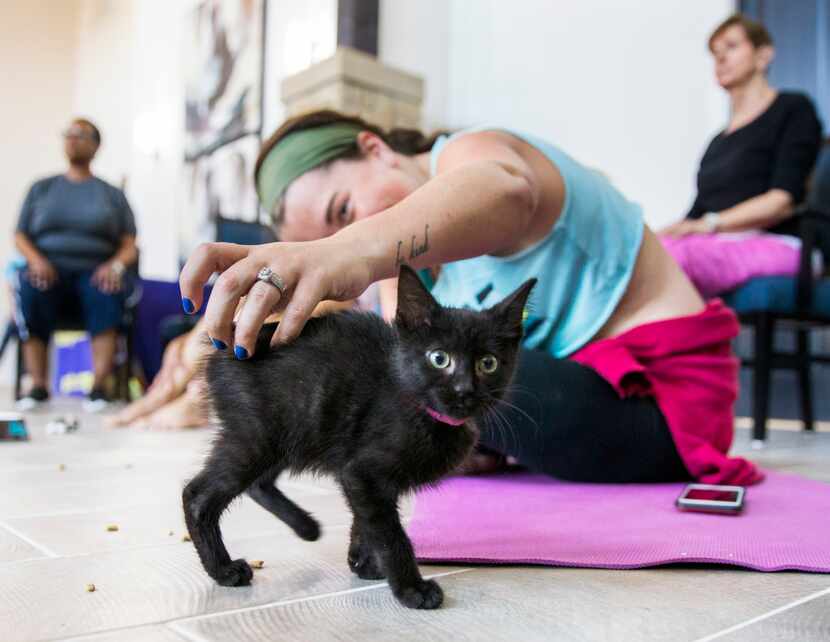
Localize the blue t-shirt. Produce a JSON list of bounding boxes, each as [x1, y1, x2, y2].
[[16, 175, 136, 272], [429, 126, 644, 358]]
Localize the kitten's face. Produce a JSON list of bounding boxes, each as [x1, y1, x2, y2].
[[394, 267, 535, 422]]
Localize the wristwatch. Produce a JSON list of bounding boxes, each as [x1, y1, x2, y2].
[[702, 212, 721, 233], [110, 260, 126, 277]]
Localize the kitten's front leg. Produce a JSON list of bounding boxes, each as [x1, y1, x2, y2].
[[342, 473, 443, 609]]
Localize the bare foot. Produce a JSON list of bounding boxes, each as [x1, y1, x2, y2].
[[105, 374, 184, 427], [134, 383, 209, 431], [106, 327, 209, 428]]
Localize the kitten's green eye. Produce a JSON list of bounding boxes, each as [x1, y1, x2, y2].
[[477, 355, 499, 375], [427, 350, 451, 369]]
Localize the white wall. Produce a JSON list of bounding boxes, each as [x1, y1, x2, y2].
[[381, 0, 734, 229], [0, 0, 81, 304], [0, 1, 82, 384], [378, 0, 450, 133], [263, 0, 337, 136]]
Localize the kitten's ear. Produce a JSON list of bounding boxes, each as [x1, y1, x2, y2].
[[491, 278, 537, 335], [395, 265, 437, 330]]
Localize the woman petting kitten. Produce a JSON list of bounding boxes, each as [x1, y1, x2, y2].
[[179, 110, 763, 605], [181, 110, 761, 487], [185, 267, 533, 608]]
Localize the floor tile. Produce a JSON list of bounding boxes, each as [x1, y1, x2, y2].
[[172, 566, 830, 642]]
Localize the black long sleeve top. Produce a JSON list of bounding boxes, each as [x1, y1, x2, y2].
[[687, 92, 823, 219]]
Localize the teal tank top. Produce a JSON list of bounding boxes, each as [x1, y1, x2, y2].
[[429, 126, 644, 357]]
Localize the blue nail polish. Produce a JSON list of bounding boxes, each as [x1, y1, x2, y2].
[[234, 345, 248, 360], [211, 338, 227, 350], [182, 298, 195, 314]]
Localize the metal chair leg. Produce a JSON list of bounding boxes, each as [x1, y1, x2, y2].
[[15, 339, 23, 401], [796, 328, 814, 432], [752, 314, 774, 442]]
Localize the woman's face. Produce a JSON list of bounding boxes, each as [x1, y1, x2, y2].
[[710, 25, 772, 89], [278, 133, 424, 242], [63, 121, 98, 164]]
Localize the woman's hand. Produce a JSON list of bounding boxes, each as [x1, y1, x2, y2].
[[91, 261, 123, 293], [659, 218, 711, 238], [26, 256, 58, 290], [178, 238, 375, 357]]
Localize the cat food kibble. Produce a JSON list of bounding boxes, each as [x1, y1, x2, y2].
[[85, 584, 95, 593], [106, 524, 119, 532], [250, 560, 265, 569], [181, 534, 191, 542]]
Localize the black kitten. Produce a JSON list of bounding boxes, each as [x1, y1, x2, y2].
[[183, 266, 535, 609]]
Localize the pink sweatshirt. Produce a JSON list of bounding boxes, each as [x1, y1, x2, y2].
[[569, 300, 764, 486]]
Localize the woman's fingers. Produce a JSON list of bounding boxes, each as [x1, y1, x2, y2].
[[271, 277, 324, 347], [232, 279, 284, 358], [179, 242, 251, 314], [201, 257, 259, 349]]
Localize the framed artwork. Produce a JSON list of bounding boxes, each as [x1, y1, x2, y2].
[[185, 0, 265, 160], [206, 135, 261, 223], [180, 0, 267, 265]]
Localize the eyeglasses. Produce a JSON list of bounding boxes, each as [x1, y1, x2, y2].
[[62, 129, 95, 141]]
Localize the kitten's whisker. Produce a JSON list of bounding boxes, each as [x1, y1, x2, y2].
[[492, 397, 539, 432], [480, 406, 510, 454], [482, 403, 518, 455], [482, 391, 540, 434], [489, 384, 544, 419]]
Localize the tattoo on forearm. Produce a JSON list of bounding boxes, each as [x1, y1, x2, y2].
[[395, 224, 430, 268]]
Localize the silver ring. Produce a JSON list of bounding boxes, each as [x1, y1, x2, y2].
[[256, 267, 286, 295]]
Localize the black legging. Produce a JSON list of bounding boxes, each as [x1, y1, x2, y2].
[[479, 349, 692, 483]]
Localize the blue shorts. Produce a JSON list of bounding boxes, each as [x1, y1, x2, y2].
[[13, 268, 128, 342]]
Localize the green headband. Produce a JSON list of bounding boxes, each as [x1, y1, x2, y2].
[[256, 123, 364, 215]]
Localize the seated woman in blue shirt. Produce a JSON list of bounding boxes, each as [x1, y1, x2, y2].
[[14, 118, 138, 410], [660, 13, 822, 297]]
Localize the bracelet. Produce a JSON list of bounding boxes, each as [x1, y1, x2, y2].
[[110, 260, 126, 277], [702, 212, 721, 233]]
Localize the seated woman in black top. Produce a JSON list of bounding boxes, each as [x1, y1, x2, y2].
[[661, 14, 822, 297]]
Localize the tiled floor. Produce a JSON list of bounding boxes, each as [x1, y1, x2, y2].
[[1, 398, 828, 642]]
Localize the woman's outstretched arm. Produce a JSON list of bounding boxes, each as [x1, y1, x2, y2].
[[179, 132, 544, 357]]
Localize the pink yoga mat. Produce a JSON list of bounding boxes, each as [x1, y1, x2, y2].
[[408, 470, 830, 573]]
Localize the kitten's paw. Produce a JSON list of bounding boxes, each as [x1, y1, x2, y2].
[[214, 559, 253, 587], [396, 579, 443, 609], [349, 555, 385, 580], [294, 516, 321, 541], [348, 547, 386, 579]]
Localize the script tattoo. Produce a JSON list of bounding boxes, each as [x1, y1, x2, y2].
[[395, 224, 430, 267]]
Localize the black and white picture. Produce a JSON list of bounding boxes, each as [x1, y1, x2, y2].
[[180, 0, 266, 264], [185, 0, 265, 160]]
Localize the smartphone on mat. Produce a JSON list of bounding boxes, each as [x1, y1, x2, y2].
[[675, 483, 745, 515]]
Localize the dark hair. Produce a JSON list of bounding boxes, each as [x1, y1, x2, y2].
[[255, 110, 449, 230], [72, 117, 102, 146], [709, 13, 773, 52]]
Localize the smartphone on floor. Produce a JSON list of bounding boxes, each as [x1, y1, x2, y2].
[[675, 483, 745, 515]]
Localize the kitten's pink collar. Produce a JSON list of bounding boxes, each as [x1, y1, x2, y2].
[[423, 406, 469, 426]]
